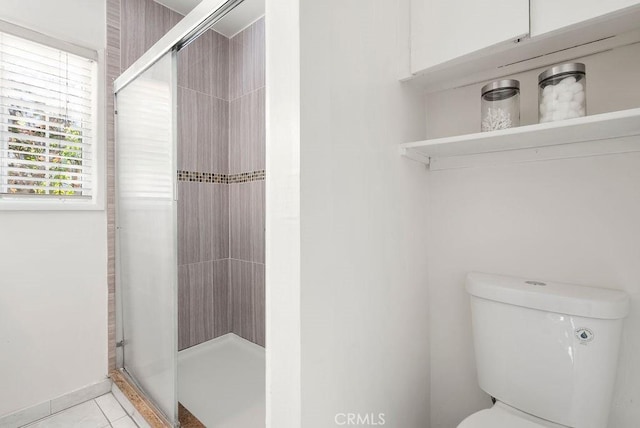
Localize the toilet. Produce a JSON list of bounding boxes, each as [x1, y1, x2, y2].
[[459, 273, 630, 428]]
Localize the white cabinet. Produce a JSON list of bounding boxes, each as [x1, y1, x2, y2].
[[410, 0, 529, 74], [407, 0, 640, 92], [530, 0, 640, 37]]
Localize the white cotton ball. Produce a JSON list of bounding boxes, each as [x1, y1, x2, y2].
[[566, 110, 580, 119], [554, 110, 570, 121], [570, 82, 584, 93], [546, 86, 560, 100], [573, 91, 585, 103], [561, 76, 577, 86], [578, 108, 586, 117], [540, 103, 547, 115], [542, 85, 555, 97], [546, 100, 559, 111], [569, 101, 581, 111], [540, 115, 551, 123], [557, 101, 571, 112], [558, 90, 574, 102]]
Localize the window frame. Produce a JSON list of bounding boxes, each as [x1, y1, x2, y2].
[[0, 19, 103, 211]]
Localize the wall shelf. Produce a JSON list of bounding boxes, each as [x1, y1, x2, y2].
[[400, 108, 640, 170]]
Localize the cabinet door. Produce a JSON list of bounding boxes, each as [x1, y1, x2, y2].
[[410, 0, 529, 74], [531, 0, 640, 37]]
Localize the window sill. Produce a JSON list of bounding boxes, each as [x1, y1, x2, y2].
[[0, 197, 104, 211]]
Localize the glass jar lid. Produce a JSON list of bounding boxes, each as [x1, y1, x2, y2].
[[481, 79, 520, 96], [538, 63, 585, 83]]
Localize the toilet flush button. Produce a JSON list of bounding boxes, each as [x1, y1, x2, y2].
[[575, 328, 594, 343]]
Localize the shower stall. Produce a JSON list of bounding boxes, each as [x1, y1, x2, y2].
[[113, 0, 265, 425]]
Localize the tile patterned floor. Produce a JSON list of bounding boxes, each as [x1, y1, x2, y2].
[[19, 335, 263, 428], [23, 393, 138, 428]]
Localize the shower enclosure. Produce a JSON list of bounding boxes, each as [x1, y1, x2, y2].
[[114, 0, 265, 425], [116, 50, 178, 423]]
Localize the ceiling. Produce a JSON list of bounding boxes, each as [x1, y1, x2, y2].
[[154, 0, 201, 15], [155, 0, 265, 38]]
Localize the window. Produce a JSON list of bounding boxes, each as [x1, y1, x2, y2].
[[0, 28, 97, 205]]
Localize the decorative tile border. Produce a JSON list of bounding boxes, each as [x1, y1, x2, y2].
[[228, 170, 265, 183], [177, 170, 228, 183], [177, 170, 265, 184]]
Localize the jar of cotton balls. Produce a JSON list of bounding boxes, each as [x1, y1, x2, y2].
[[481, 79, 520, 132], [538, 63, 586, 123]]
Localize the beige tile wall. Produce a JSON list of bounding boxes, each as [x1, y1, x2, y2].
[[176, 16, 233, 350], [227, 18, 266, 347], [178, 259, 230, 350], [178, 87, 229, 174]]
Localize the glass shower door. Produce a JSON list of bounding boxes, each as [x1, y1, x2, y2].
[[115, 51, 178, 425]]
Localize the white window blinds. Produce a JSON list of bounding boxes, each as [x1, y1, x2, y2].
[[0, 31, 95, 199]]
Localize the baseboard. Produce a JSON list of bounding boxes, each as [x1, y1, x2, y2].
[[0, 378, 111, 428]]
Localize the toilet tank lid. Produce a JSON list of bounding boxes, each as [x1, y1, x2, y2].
[[466, 273, 630, 319]]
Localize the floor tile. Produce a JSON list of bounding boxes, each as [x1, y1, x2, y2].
[[95, 394, 127, 423], [25, 401, 109, 428], [109, 384, 148, 428], [0, 401, 49, 428], [49, 380, 112, 414], [111, 416, 138, 428], [130, 410, 150, 428], [110, 384, 135, 416]]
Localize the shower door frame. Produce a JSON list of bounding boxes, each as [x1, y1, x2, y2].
[[113, 0, 246, 425], [115, 48, 179, 424], [113, 0, 243, 95]]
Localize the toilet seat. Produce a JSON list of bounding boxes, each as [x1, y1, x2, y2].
[[458, 402, 567, 428]]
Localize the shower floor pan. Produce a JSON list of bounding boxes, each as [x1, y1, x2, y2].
[[178, 333, 265, 428]]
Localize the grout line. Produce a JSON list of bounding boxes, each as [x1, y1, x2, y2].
[[176, 84, 230, 103], [228, 258, 265, 266], [178, 258, 230, 267], [111, 414, 128, 423], [227, 36, 233, 334], [228, 84, 266, 103], [94, 397, 112, 425]]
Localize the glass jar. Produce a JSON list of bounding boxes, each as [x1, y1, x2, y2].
[[538, 63, 586, 123], [481, 79, 520, 132]]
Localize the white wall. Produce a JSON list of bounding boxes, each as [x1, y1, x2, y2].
[[426, 44, 640, 428], [296, 0, 431, 426], [265, 0, 301, 426], [0, 0, 108, 417], [0, 0, 106, 50]]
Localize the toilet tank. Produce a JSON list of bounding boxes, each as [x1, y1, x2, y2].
[[466, 273, 629, 428]]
